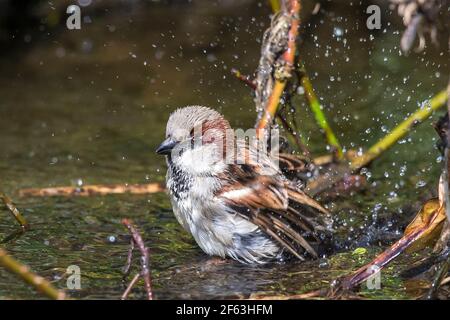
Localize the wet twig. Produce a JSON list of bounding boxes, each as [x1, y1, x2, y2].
[[121, 219, 153, 300], [121, 273, 140, 300], [18, 182, 165, 197], [234, 0, 341, 160], [326, 191, 446, 296], [231, 67, 311, 156], [249, 288, 367, 300], [0, 248, 65, 300], [277, 113, 311, 156], [1, 230, 27, 244], [1, 192, 29, 230], [255, 0, 300, 139], [231, 68, 257, 90], [350, 90, 448, 170], [261, 1, 343, 157], [401, 247, 450, 278], [307, 90, 449, 196], [123, 238, 135, 277], [315, 159, 448, 297], [248, 289, 323, 300], [252, 1, 448, 196]]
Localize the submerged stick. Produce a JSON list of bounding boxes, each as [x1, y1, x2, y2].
[[19, 182, 165, 197], [350, 90, 448, 170], [249, 289, 323, 300], [0, 248, 65, 300], [121, 219, 153, 300], [1, 192, 28, 230]]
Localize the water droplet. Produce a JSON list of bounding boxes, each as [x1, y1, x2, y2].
[[416, 180, 427, 188]]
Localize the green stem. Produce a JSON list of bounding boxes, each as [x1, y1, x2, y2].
[[308, 89, 448, 196], [350, 90, 448, 170], [276, 114, 310, 157], [300, 74, 344, 159], [269, 0, 281, 12]]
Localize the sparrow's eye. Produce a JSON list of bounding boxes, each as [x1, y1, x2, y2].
[[188, 128, 196, 148]]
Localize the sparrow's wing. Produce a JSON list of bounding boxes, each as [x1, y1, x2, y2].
[[216, 163, 330, 260], [218, 173, 288, 210]]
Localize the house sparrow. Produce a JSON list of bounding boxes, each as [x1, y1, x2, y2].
[[156, 106, 331, 263]]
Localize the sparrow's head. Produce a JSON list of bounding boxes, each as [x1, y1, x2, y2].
[[156, 106, 231, 175]]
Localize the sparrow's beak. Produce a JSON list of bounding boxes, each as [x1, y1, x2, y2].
[[156, 138, 178, 155]]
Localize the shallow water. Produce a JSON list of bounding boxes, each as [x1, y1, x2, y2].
[[0, 1, 448, 299]]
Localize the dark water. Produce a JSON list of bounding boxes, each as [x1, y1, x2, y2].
[[0, 1, 448, 299]]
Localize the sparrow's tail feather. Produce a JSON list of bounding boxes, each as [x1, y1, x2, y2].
[[286, 187, 329, 215], [233, 203, 327, 260], [231, 203, 313, 260], [287, 206, 328, 233], [285, 187, 334, 255], [252, 215, 306, 261], [268, 214, 318, 258], [277, 208, 315, 233]]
